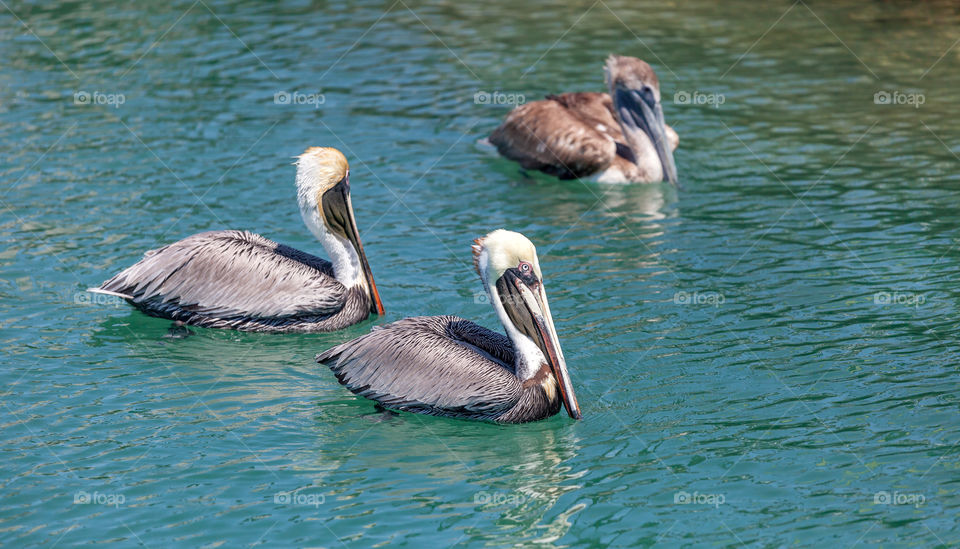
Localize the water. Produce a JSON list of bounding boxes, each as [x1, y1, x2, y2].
[[2, 0, 959, 546]]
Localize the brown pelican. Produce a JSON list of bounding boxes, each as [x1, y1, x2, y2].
[[87, 147, 384, 333], [489, 55, 678, 184], [317, 229, 581, 424]]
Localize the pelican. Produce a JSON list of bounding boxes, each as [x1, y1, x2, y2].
[[317, 229, 581, 424], [88, 147, 384, 333], [489, 55, 679, 184]]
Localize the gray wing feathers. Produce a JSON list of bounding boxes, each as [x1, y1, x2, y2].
[[317, 316, 521, 418], [100, 230, 344, 319], [443, 318, 516, 374]]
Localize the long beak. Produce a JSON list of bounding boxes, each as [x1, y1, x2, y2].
[[511, 277, 582, 420], [614, 87, 679, 185], [322, 175, 385, 315]]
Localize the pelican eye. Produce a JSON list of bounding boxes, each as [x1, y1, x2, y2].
[[516, 261, 539, 287]]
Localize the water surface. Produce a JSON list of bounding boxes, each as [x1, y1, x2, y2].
[[2, 0, 959, 546]]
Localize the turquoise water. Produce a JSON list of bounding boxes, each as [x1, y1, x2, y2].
[[3, 0, 960, 546]]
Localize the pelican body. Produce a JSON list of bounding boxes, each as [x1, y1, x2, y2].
[[89, 147, 384, 333], [317, 230, 581, 424], [489, 55, 678, 184]]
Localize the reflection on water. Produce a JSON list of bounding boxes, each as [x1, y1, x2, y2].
[[2, 0, 959, 546]]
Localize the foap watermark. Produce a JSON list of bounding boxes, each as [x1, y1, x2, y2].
[[674, 490, 725, 508], [74, 490, 125, 508], [474, 91, 525, 106], [674, 90, 725, 108], [674, 290, 725, 307], [274, 488, 325, 508], [274, 91, 325, 109], [474, 490, 526, 506], [473, 292, 532, 308], [874, 90, 924, 109], [874, 490, 925, 508], [74, 91, 125, 108], [873, 291, 925, 308], [74, 291, 124, 308]]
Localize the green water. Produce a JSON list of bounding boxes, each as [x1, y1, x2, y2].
[[3, 0, 960, 546]]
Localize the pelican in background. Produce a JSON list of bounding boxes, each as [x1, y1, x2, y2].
[[489, 55, 679, 184], [317, 229, 581, 424], [88, 147, 384, 333]]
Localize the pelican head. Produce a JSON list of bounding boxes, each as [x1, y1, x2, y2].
[[472, 230, 581, 420], [604, 55, 678, 185], [296, 147, 384, 315]]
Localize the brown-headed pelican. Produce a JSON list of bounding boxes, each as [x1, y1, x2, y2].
[[489, 55, 678, 184], [317, 229, 581, 423], [87, 147, 384, 333]]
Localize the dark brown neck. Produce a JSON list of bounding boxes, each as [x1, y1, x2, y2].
[[522, 362, 552, 388]]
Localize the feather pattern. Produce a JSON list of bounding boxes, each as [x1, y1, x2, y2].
[[490, 94, 617, 180], [317, 316, 561, 423], [489, 91, 678, 183], [98, 230, 372, 332]]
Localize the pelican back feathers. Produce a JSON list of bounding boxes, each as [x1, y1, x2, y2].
[[317, 316, 563, 423], [97, 230, 372, 332]]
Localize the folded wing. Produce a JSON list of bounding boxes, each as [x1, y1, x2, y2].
[[317, 316, 522, 419], [489, 95, 617, 179], [98, 230, 344, 320]]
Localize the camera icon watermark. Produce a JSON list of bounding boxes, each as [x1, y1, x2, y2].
[[74, 91, 125, 108], [874, 490, 925, 507], [274, 488, 325, 508], [874, 90, 924, 108], [873, 291, 925, 308], [674, 490, 725, 508], [673, 290, 725, 307], [474, 91, 526, 106], [74, 490, 125, 508], [273, 91, 326, 109], [474, 291, 529, 308], [474, 490, 526, 506], [674, 90, 725, 108]]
